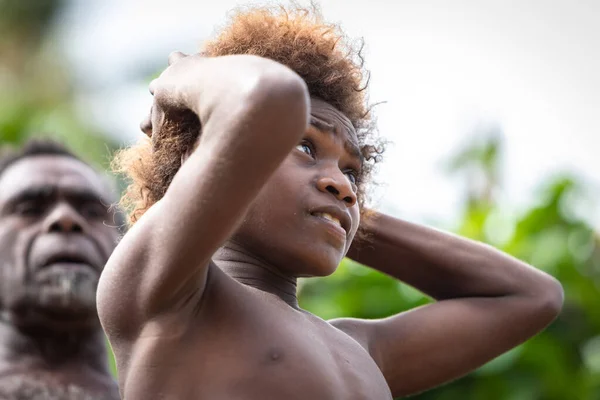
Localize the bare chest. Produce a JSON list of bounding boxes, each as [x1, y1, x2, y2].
[[236, 325, 392, 400], [123, 291, 392, 399]]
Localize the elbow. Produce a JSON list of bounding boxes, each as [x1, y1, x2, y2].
[[544, 276, 565, 318], [260, 65, 309, 104], [529, 275, 564, 326], [199, 56, 310, 148], [255, 67, 309, 119], [249, 57, 309, 99], [240, 59, 310, 133]]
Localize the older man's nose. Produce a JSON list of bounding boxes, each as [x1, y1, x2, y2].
[[44, 204, 84, 234]]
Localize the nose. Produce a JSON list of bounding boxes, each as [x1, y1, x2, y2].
[[43, 203, 85, 234], [316, 170, 357, 207]]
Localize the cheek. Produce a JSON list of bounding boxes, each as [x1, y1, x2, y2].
[[0, 222, 29, 267], [253, 163, 307, 214], [234, 164, 308, 240], [242, 179, 296, 230], [0, 227, 30, 303]]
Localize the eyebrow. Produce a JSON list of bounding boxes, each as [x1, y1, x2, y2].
[[309, 116, 363, 161], [310, 116, 335, 132], [5, 185, 107, 208]]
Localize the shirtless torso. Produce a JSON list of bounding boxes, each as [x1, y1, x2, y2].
[[123, 263, 392, 399]]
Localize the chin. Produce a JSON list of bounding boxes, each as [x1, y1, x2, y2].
[[9, 283, 100, 331], [297, 248, 344, 277], [9, 307, 99, 333], [32, 268, 99, 309], [36, 293, 97, 315], [29, 309, 99, 332]]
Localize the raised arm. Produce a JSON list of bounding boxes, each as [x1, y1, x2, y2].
[[331, 211, 563, 397], [98, 54, 309, 337]]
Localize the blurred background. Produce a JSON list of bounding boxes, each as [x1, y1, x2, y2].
[[1, 0, 599, 398]]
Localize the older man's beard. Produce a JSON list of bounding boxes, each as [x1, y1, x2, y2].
[[0, 375, 118, 400], [1, 268, 100, 327], [32, 267, 99, 314]]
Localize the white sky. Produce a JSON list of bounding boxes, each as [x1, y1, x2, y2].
[[57, 0, 599, 230]]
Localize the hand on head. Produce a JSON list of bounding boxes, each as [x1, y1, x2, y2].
[[140, 51, 202, 140]]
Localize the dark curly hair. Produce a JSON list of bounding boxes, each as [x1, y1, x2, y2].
[[0, 139, 81, 179], [114, 4, 384, 225]]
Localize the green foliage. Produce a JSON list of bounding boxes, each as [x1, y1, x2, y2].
[[0, 0, 118, 169], [0, 0, 65, 32], [2, 5, 598, 399], [300, 134, 600, 399]]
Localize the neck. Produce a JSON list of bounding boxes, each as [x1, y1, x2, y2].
[[214, 241, 299, 308], [0, 314, 110, 376]]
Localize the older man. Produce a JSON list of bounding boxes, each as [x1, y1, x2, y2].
[[0, 139, 121, 399]]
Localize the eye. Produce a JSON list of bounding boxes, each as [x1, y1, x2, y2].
[[295, 141, 315, 158], [14, 201, 45, 217], [80, 202, 108, 219], [344, 171, 358, 186]]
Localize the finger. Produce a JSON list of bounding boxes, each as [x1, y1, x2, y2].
[[150, 105, 166, 138], [168, 51, 188, 66], [140, 108, 153, 137], [140, 115, 152, 137], [148, 79, 157, 95]]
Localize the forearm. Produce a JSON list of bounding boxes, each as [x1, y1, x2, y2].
[[348, 211, 562, 301]]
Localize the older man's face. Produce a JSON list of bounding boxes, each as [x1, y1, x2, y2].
[[0, 156, 120, 330]]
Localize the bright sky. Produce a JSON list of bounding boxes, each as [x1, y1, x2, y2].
[[58, 0, 599, 230]]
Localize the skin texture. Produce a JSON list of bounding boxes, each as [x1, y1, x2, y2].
[[98, 53, 564, 399], [0, 156, 121, 400]]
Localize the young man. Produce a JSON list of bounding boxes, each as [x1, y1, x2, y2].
[[99, 5, 563, 399], [0, 140, 121, 400]]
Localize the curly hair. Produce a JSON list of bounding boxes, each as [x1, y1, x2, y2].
[[0, 138, 81, 179], [114, 3, 384, 225]]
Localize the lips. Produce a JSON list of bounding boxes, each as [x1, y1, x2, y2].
[[312, 212, 343, 228], [309, 205, 351, 234], [38, 251, 97, 273]]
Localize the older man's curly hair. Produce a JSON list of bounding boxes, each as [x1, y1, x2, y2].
[[114, 4, 384, 225]]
